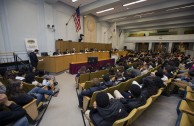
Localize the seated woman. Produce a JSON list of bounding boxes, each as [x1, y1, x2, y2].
[[113, 84, 146, 113], [0, 82, 29, 126], [85, 92, 128, 126], [6, 80, 60, 106]]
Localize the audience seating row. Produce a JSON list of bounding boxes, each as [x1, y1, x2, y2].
[[85, 65, 169, 126], [176, 86, 194, 126]]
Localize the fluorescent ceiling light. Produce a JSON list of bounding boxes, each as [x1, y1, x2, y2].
[[112, 17, 127, 21], [123, 0, 147, 7], [96, 8, 114, 14], [166, 4, 194, 11], [72, 0, 77, 2]]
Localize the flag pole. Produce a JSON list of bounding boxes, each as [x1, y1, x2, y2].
[[66, 14, 74, 26], [66, 4, 81, 26]]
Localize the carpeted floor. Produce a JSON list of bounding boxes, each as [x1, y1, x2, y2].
[[39, 72, 180, 126]]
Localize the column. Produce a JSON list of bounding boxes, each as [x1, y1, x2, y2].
[[148, 42, 152, 51], [168, 42, 173, 53]]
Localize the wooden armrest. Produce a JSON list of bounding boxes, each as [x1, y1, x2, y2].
[[83, 96, 91, 112], [79, 83, 85, 92], [186, 98, 194, 102], [23, 99, 38, 120], [182, 109, 194, 116]]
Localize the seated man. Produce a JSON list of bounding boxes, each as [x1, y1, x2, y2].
[[101, 74, 114, 87], [114, 84, 146, 113], [78, 78, 107, 108], [0, 82, 29, 126], [85, 92, 128, 126]]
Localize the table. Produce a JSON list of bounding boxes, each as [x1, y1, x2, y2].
[[37, 51, 127, 73]]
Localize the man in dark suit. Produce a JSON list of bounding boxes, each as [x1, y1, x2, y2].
[[29, 49, 39, 69]]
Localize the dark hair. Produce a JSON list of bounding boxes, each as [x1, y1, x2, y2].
[[6, 79, 23, 99], [38, 70, 45, 77], [155, 70, 164, 78], [103, 74, 110, 82], [142, 76, 158, 96], [188, 69, 194, 77], [24, 73, 35, 84], [96, 92, 109, 108]]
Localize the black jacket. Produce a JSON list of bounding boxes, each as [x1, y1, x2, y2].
[[90, 99, 128, 126], [81, 84, 107, 96], [12, 94, 34, 106], [120, 96, 146, 113], [29, 52, 38, 68], [0, 103, 27, 126]]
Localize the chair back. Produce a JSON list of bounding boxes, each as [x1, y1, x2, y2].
[[113, 109, 137, 126], [90, 72, 99, 80], [35, 76, 44, 83], [130, 97, 152, 124], [22, 82, 35, 92], [106, 84, 121, 95], [84, 81, 93, 90], [123, 79, 133, 91], [175, 112, 194, 126], [79, 73, 90, 83], [89, 88, 108, 108], [151, 89, 162, 103], [23, 99, 38, 120]]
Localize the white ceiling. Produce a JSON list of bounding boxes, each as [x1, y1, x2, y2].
[[53, 0, 194, 32]]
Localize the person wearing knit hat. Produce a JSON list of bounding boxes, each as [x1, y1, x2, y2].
[[88, 92, 128, 126], [129, 84, 141, 98], [95, 92, 110, 108]]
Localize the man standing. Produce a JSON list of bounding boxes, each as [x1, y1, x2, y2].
[[29, 49, 39, 69]]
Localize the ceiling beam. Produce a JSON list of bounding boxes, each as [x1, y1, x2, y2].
[[120, 19, 194, 29], [117, 10, 194, 26], [80, 0, 120, 15], [98, 0, 194, 21], [124, 24, 194, 32]]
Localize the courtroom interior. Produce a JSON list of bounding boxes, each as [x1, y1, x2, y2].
[[0, 0, 194, 126]]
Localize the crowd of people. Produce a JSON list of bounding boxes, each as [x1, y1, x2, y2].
[[1, 50, 194, 126], [0, 67, 60, 125], [76, 52, 194, 126]]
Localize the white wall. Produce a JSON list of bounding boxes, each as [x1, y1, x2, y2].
[[0, 0, 83, 60], [96, 22, 123, 49]]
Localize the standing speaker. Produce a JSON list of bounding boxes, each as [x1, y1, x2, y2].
[[124, 46, 127, 50]]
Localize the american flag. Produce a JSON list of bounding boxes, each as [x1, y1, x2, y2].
[[73, 7, 81, 32]]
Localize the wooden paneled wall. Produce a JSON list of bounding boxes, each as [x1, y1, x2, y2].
[[56, 41, 112, 53]]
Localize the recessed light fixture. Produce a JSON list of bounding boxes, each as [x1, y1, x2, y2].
[[126, 8, 129, 9], [96, 8, 114, 14], [123, 0, 147, 7], [72, 0, 77, 2], [166, 4, 194, 11], [112, 17, 127, 21]]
